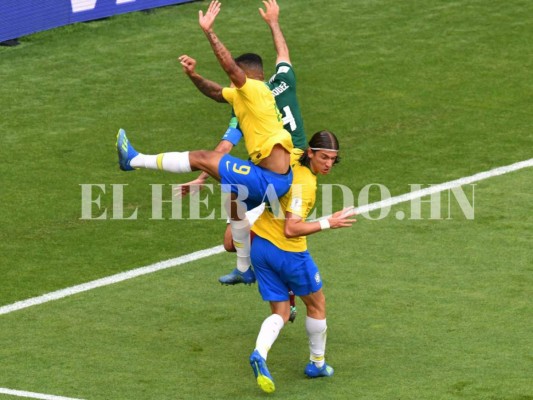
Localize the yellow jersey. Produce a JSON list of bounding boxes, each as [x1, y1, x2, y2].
[[290, 147, 304, 165], [252, 160, 317, 252], [222, 78, 293, 164]]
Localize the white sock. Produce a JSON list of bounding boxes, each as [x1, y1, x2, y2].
[[229, 218, 251, 273], [255, 314, 284, 360], [131, 152, 191, 173], [306, 316, 327, 367]]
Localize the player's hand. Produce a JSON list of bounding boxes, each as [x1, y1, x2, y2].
[[328, 206, 357, 229], [174, 177, 206, 198], [199, 0, 221, 32], [259, 0, 280, 25], [178, 55, 196, 76]]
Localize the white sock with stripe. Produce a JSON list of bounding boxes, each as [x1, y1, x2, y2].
[[306, 316, 327, 367], [255, 313, 285, 360], [131, 152, 191, 173], [229, 218, 251, 272]]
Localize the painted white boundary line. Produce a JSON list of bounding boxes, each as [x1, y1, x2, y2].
[[0, 246, 225, 316], [355, 158, 533, 214], [0, 158, 531, 317], [0, 387, 84, 400]]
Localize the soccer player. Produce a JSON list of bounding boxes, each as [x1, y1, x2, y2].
[[116, 0, 293, 277], [177, 0, 307, 290], [247, 130, 356, 393]]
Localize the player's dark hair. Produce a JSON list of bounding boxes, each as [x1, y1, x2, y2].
[[299, 130, 341, 168], [235, 53, 264, 73]]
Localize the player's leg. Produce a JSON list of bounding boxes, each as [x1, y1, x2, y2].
[[116, 129, 222, 179], [289, 290, 297, 323], [222, 206, 262, 252], [224, 194, 253, 282], [218, 156, 290, 286], [251, 300, 290, 391], [222, 224, 234, 252], [299, 289, 334, 378], [252, 301, 289, 373], [219, 205, 263, 285], [249, 236, 292, 393], [287, 252, 333, 378]]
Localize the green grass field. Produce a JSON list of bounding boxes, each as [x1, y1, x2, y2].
[[0, 0, 532, 399]]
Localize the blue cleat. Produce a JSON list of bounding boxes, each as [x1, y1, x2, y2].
[[116, 128, 139, 171], [218, 268, 256, 285], [249, 350, 275, 393], [304, 362, 334, 378]]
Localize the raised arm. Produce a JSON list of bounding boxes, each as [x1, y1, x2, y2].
[[179, 55, 226, 103], [259, 0, 290, 65], [199, 1, 247, 88]]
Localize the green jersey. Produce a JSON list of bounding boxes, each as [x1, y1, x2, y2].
[[266, 62, 307, 150]]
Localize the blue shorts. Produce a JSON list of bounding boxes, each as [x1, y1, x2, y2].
[[251, 235, 323, 302], [218, 154, 293, 210]]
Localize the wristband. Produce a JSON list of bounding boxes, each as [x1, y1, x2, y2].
[[319, 218, 330, 230]]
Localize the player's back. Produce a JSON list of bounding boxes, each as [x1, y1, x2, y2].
[[268, 62, 307, 150], [222, 78, 293, 166]]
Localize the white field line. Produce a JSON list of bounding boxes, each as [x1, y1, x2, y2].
[[354, 158, 533, 214], [0, 158, 531, 317], [0, 387, 85, 400], [0, 246, 225, 316]]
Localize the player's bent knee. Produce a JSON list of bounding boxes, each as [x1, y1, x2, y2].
[[189, 150, 223, 178]]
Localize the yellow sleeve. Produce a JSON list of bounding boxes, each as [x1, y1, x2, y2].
[[235, 78, 257, 97], [222, 87, 235, 104]]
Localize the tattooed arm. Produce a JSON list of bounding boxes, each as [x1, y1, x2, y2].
[[199, 1, 246, 88], [178, 55, 226, 103]]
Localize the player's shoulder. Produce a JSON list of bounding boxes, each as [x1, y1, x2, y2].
[[222, 86, 235, 101], [274, 61, 294, 75], [238, 77, 271, 98], [292, 163, 316, 185], [269, 62, 296, 89], [243, 77, 265, 88]]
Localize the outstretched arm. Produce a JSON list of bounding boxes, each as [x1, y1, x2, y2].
[[259, 0, 290, 65], [284, 207, 356, 238], [199, 1, 246, 88], [179, 55, 226, 103]]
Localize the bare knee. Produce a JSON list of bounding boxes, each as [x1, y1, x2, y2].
[[301, 290, 326, 319], [270, 301, 291, 323], [188, 150, 222, 179], [306, 303, 326, 319], [188, 150, 210, 166]]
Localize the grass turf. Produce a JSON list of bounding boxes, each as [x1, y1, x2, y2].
[[0, 0, 531, 398]]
